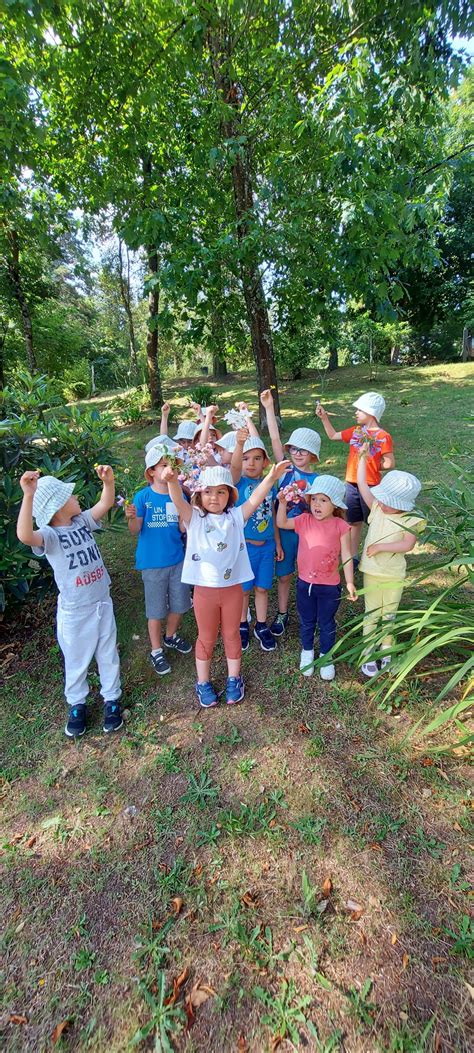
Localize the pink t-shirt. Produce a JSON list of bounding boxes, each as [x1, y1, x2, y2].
[[294, 513, 351, 585]]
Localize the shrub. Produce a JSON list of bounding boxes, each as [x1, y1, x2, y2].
[[187, 384, 213, 407], [61, 361, 91, 401], [110, 386, 150, 425], [1, 369, 63, 420]]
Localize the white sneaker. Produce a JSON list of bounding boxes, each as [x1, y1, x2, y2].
[[380, 655, 391, 670], [361, 661, 379, 678], [300, 649, 314, 676], [320, 663, 335, 681]]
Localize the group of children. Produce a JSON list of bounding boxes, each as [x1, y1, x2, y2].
[[17, 387, 424, 734]]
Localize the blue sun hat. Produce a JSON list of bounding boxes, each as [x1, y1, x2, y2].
[[214, 432, 237, 452], [285, 427, 321, 459], [243, 436, 269, 459], [173, 421, 198, 442], [144, 434, 180, 454], [306, 475, 347, 509]]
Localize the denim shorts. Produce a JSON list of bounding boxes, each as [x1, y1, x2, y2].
[[276, 527, 299, 577], [242, 539, 275, 592], [344, 482, 370, 525], [141, 561, 191, 620]]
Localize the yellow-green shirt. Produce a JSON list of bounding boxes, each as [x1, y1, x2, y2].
[[359, 500, 426, 582]]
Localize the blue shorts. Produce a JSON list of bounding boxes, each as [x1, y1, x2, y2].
[[345, 482, 370, 525], [276, 527, 299, 577], [242, 539, 276, 592]]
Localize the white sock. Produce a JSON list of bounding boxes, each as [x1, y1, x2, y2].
[[151, 648, 163, 656]]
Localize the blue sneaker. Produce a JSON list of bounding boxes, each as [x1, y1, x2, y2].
[[270, 612, 289, 637], [254, 624, 277, 651], [65, 704, 86, 738], [103, 701, 124, 733], [195, 681, 219, 708], [240, 622, 250, 651], [225, 676, 245, 705]]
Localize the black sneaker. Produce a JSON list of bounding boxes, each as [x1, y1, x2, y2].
[[254, 624, 277, 651], [150, 649, 171, 675], [163, 633, 192, 654], [103, 701, 124, 733], [270, 612, 289, 637], [65, 704, 86, 738], [240, 622, 250, 651]]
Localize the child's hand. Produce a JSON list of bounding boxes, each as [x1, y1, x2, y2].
[[205, 403, 219, 417], [315, 402, 327, 419], [260, 389, 274, 409], [161, 401, 171, 415], [358, 442, 370, 459], [190, 400, 202, 416], [161, 465, 177, 483], [275, 542, 284, 562], [236, 426, 249, 446], [366, 543, 379, 558], [268, 459, 292, 482], [236, 401, 249, 413], [346, 583, 358, 601], [276, 488, 288, 502], [20, 470, 40, 495], [124, 503, 137, 520], [95, 464, 114, 482]]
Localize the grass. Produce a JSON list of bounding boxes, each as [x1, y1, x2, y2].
[[1, 362, 473, 1052]]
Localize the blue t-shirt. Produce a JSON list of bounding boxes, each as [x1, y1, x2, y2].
[[133, 486, 184, 570], [236, 477, 276, 541], [279, 467, 318, 520]]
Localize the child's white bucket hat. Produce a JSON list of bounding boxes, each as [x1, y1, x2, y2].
[[32, 476, 75, 529], [145, 443, 184, 470], [243, 436, 269, 458], [214, 431, 237, 451], [193, 465, 238, 502], [145, 433, 178, 453], [173, 421, 198, 442], [353, 391, 386, 421], [285, 427, 321, 458], [194, 421, 222, 440], [370, 470, 421, 511], [306, 475, 348, 509]]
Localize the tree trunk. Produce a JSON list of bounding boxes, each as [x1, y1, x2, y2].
[[461, 327, 471, 362], [7, 229, 36, 372], [118, 238, 139, 374], [145, 247, 162, 408], [207, 26, 280, 425], [390, 344, 401, 365], [213, 352, 227, 377], [328, 346, 338, 371]]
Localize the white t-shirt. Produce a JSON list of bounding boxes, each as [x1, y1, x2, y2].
[[182, 506, 253, 587]]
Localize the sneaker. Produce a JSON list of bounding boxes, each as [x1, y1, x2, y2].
[[150, 649, 171, 675], [247, 608, 252, 624], [225, 675, 245, 705], [195, 681, 219, 708], [254, 624, 277, 651], [163, 633, 192, 654], [270, 612, 289, 637], [353, 556, 360, 573], [103, 701, 124, 733], [380, 655, 391, 670], [65, 704, 86, 738], [300, 649, 314, 677], [240, 622, 250, 651], [320, 662, 336, 681], [361, 661, 379, 678]]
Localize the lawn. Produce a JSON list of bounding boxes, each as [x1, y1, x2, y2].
[[1, 362, 473, 1052]]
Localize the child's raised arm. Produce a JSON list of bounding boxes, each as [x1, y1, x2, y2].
[[230, 426, 249, 485], [315, 402, 342, 441], [199, 404, 219, 448], [241, 460, 291, 523], [356, 446, 375, 509], [260, 389, 284, 462], [275, 490, 295, 531], [162, 466, 192, 526], [236, 401, 259, 438], [17, 471, 44, 548], [159, 402, 171, 436], [90, 465, 116, 522]]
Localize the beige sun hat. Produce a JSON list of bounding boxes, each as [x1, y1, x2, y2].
[[192, 465, 238, 502], [370, 471, 421, 511], [32, 476, 75, 529]]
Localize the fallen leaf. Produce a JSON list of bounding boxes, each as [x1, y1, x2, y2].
[[453, 821, 463, 832], [293, 924, 308, 933], [193, 863, 203, 879], [434, 1031, 441, 1053], [422, 757, 434, 767], [237, 1037, 249, 1053], [171, 896, 184, 915], [14, 920, 26, 934], [241, 891, 259, 909], [344, 899, 362, 913], [359, 930, 367, 945], [402, 953, 410, 969], [26, 835, 37, 849], [52, 1020, 71, 1044], [188, 980, 216, 1008], [271, 1036, 283, 1052], [298, 723, 311, 734], [316, 898, 329, 915], [165, 966, 189, 1005], [464, 981, 474, 1000], [321, 876, 333, 896], [351, 908, 364, 921], [391, 933, 398, 945], [9, 1015, 27, 1025], [369, 843, 384, 852], [432, 956, 447, 967]]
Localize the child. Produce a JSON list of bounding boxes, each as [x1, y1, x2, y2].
[[277, 476, 357, 679], [260, 388, 321, 636], [316, 392, 394, 565], [163, 460, 291, 707], [214, 431, 237, 465], [357, 450, 424, 677], [158, 401, 198, 450], [125, 445, 192, 676], [230, 429, 283, 652], [17, 468, 123, 738]]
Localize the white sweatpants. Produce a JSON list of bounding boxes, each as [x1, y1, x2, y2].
[[57, 597, 121, 707]]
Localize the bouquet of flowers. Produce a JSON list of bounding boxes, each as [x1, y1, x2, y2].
[[349, 426, 383, 455], [223, 407, 254, 431], [192, 442, 215, 469], [278, 479, 308, 503]]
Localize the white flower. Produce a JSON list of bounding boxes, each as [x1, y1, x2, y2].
[[223, 408, 253, 430]]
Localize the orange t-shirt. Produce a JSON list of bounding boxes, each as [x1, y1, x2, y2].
[[341, 426, 393, 486]]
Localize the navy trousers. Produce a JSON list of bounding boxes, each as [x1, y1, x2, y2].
[[296, 578, 341, 654]]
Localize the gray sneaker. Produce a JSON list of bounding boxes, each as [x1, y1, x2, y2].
[[150, 649, 171, 675]]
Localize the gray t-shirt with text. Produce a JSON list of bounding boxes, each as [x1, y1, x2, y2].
[[32, 510, 111, 609]]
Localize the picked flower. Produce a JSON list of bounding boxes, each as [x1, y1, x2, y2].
[[350, 426, 383, 455], [279, 479, 308, 503], [116, 495, 129, 507], [192, 442, 215, 469], [223, 407, 254, 431]]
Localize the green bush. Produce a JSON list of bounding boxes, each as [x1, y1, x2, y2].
[[1, 402, 122, 614], [187, 384, 213, 407], [61, 360, 92, 401], [1, 369, 63, 420], [110, 386, 150, 424]]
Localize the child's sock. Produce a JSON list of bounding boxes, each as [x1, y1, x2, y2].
[[240, 621, 248, 629], [151, 647, 163, 655]]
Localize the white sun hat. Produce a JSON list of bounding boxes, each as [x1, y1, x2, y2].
[[243, 436, 269, 459], [192, 465, 238, 502], [194, 421, 222, 440], [32, 476, 75, 529], [284, 427, 321, 459], [306, 475, 348, 509], [144, 433, 180, 454], [353, 391, 386, 421], [214, 431, 237, 451], [173, 420, 198, 442], [370, 470, 421, 512], [145, 443, 184, 470]]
